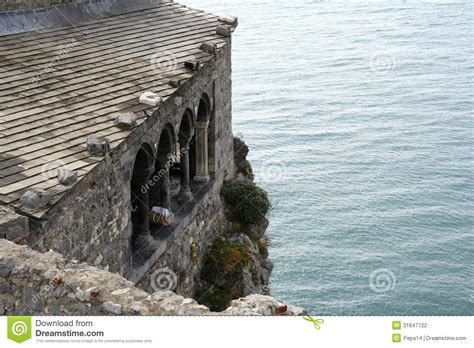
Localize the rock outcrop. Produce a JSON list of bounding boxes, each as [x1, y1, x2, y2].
[[226, 138, 274, 297], [195, 137, 274, 310], [233, 136, 254, 181], [0, 239, 304, 316], [223, 294, 306, 316]]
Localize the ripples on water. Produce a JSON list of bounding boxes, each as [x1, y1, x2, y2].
[[184, 0, 474, 315]]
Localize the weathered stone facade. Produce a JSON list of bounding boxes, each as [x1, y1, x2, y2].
[[23, 42, 235, 283], [0, 0, 106, 11], [0, 206, 29, 242]]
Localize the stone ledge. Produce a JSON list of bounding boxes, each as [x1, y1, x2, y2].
[[130, 173, 224, 284], [0, 239, 305, 316]]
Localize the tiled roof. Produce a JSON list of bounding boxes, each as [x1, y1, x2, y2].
[[0, 1, 234, 218]]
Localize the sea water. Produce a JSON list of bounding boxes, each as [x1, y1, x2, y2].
[[183, 0, 474, 315]]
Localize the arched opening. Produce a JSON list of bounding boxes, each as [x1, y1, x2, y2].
[[197, 95, 210, 123], [194, 94, 213, 182], [189, 134, 197, 180], [149, 124, 176, 212], [207, 92, 216, 174], [175, 109, 195, 202], [130, 145, 153, 249]]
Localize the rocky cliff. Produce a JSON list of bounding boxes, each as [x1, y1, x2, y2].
[[193, 137, 274, 310], [0, 239, 304, 316]]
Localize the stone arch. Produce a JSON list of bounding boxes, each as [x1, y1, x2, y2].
[[176, 109, 195, 202], [149, 124, 176, 210], [156, 123, 176, 166], [130, 143, 154, 248], [207, 89, 217, 174], [194, 93, 215, 181], [178, 108, 194, 145], [196, 93, 211, 122]]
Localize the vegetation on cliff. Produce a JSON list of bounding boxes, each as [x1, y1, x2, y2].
[[196, 139, 274, 312], [220, 179, 271, 225], [198, 237, 252, 311]]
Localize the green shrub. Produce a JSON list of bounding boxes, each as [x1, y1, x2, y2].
[[199, 237, 252, 311], [201, 237, 251, 281], [220, 180, 271, 224]]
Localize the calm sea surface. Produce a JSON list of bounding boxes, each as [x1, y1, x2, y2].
[[184, 0, 474, 315]]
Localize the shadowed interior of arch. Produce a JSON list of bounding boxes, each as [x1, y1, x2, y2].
[[131, 102, 218, 268]]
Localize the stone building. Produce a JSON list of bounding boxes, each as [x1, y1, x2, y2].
[[0, 0, 242, 296]]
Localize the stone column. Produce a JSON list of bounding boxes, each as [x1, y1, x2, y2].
[[193, 121, 210, 182], [160, 167, 171, 209], [136, 189, 150, 238], [131, 174, 152, 248], [179, 144, 193, 202]]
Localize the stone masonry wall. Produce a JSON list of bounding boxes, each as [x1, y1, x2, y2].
[[25, 41, 235, 281], [0, 239, 305, 315], [0, 0, 173, 12], [137, 181, 229, 298], [0, 0, 91, 11]]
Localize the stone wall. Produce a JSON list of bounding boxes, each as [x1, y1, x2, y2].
[[0, 1, 175, 34], [0, 239, 305, 315], [136, 182, 229, 297], [24, 41, 235, 282], [0, 0, 173, 12], [0, 0, 91, 11], [0, 206, 29, 242]]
